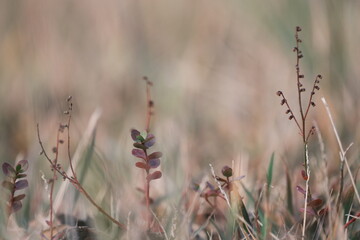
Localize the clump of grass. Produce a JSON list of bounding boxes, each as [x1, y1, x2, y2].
[[1, 159, 29, 218]]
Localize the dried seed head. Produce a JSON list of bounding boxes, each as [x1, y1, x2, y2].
[[289, 115, 294, 120], [222, 166, 233, 177], [315, 86, 320, 90], [300, 88, 306, 92], [311, 126, 316, 134], [67, 96, 72, 102], [298, 54, 303, 58], [149, 100, 154, 107], [299, 75, 304, 78], [286, 109, 291, 114], [296, 26, 302, 32], [311, 102, 316, 107], [276, 91, 282, 96], [281, 99, 286, 105], [52, 147, 57, 153], [317, 74, 322, 79], [59, 140, 64, 144]]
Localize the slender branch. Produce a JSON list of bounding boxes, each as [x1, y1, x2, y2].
[[37, 121, 127, 230], [144, 149, 151, 230], [278, 92, 302, 132], [65, 98, 77, 180], [76, 184, 126, 229], [294, 28, 306, 142], [304, 75, 321, 120], [37, 124, 72, 182], [143, 77, 153, 133], [49, 127, 62, 239], [302, 144, 311, 240]]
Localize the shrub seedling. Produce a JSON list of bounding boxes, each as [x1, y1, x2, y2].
[[131, 77, 163, 231], [2, 159, 29, 218]]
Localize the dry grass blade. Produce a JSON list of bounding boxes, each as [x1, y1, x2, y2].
[[321, 97, 360, 205], [209, 163, 231, 208], [53, 108, 102, 212]]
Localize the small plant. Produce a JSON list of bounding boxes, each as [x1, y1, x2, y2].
[[199, 165, 239, 208], [194, 165, 249, 238], [2, 159, 29, 218], [276, 26, 323, 238], [131, 77, 163, 231], [37, 96, 126, 239]]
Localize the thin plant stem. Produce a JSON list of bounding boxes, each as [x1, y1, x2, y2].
[[66, 100, 77, 179], [144, 149, 151, 230], [37, 123, 127, 230], [49, 127, 61, 239], [278, 91, 302, 132], [302, 143, 310, 240], [143, 77, 154, 230], [76, 184, 126, 229], [144, 77, 153, 133], [294, 30, 306, 142]]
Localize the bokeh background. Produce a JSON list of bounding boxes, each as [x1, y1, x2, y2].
[[0, 0, 359, 239]]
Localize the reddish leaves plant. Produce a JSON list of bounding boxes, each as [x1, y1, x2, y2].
[[2, 159, 29, 217]]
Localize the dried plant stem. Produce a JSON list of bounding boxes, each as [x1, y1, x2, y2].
[[76, 184, 126, 229], [321, 97, 360, 205], [294, 31, 306, 143], [37, 124, 127, 230], [66, 111, 77, 179], [144, 77, 153, 133], [145, 150, 151, 230], [143, 77, 154, 230], [49, 128, 61, 239], [302, 144, 310, 240], [314, 121, 333, 233], [209, 164, 231, 208]]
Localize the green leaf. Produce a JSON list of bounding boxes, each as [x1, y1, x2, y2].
[[343, 186, 354, 223], [286, 169, 294, 215], [239, 197, 253, 231], [266, 153, 275, 193], [75, 130, 96, 203], [140, 131, 147, 140]]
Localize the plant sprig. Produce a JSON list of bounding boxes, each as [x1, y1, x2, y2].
[[37, 96, 127, 233], [2, 159, 29, 218], [131, 77, 163, 231]]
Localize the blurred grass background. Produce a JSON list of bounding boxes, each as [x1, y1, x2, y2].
[[0, 0, 359, 239]]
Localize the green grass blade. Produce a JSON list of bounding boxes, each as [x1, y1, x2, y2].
[[286, 167, 294, 215], [266, 152, 275, 194], [74, 130, 96, 203]]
